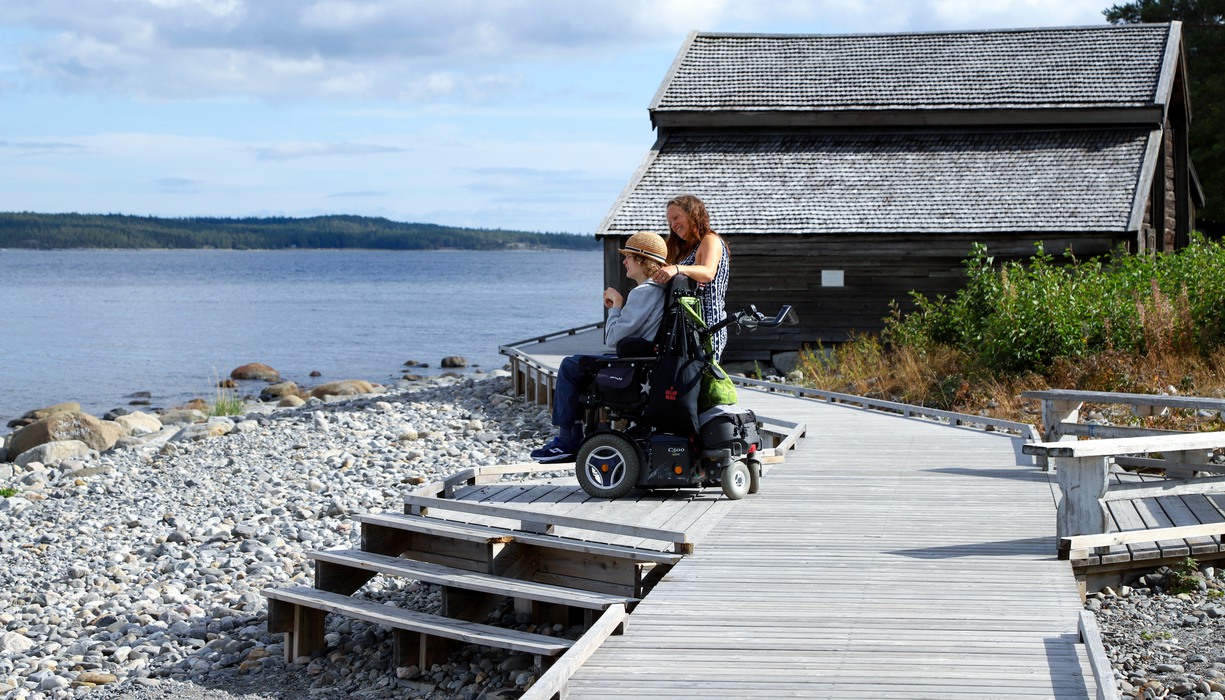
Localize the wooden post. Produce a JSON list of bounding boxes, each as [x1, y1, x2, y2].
[[288, 604, 326, 663], [1054, 455, 1110, 540], [1038, 399, 1081, 471]]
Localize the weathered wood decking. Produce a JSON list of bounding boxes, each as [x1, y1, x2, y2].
[[494, 327, 1102, 697], [557, 389, 1097, 699]]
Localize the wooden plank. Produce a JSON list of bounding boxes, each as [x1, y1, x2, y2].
[[1104, 474, 1225, 500], [264, 586, 572, 656], [310, 548, 638, 610], [1061, 521, 1225, 551], [1130, 498, 1189, 558], [1062, 423, 1185, 439], [1113, 455, 1225, 476], [1154, 495, 1222, 555], [403, 493, 693, 552], [520, 604, 628, 700], [361, 511, 683, 566], [1107, 500, 1163, 562], [1024, 430, 1225, 458], [1022, 389, 1225, 412], [1181, 494, 1225, 555]]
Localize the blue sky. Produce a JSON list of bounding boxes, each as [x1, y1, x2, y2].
[[0, 1, 1116, 234]]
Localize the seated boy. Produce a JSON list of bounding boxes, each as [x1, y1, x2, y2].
[[530, 231, 668, 463]]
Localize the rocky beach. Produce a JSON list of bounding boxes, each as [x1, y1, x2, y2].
[[0, 369, 1223, 699], [0, 367, 573, 700]]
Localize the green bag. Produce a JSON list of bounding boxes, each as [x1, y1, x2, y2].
[[699, 360, 738, 411]]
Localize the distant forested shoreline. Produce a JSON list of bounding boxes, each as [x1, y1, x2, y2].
[[0, 212, 598, 250]]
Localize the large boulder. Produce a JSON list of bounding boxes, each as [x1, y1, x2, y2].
[[158, 408, 208, 425], [14, 440, 95, 468], [113, 411, 163, 436], [260, 381, 299, 400], [310, 380, 377, 399], [22, 402, 82, 421], [7, 411, 116, 461], [230, 363, 281, 382], [441, 356, 468, 368], [7, 401, 82, 430]]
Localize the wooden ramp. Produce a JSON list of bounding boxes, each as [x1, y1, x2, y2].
[[560, 389, 1098, 699]]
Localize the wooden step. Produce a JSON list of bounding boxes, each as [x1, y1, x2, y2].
[[310, 548, 639, 610], [265, 585, 576, 667], [402, 494, 693, 553], [356, 511, 683, 565]]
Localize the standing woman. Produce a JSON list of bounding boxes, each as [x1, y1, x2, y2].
[[651, 194, 731, 359]]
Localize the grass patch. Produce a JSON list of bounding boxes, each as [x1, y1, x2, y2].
[[209, 370, 246, 417], [0, 487, 18, 498], [210, 389, 245, 417]]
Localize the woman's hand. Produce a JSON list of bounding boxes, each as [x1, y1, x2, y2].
[[603, 287, 624, 309], [652, 264, 681, 284]]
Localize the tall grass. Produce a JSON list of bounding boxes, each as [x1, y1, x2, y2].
[[209, 371, 246, 417], [799, 235, 1225, 421]]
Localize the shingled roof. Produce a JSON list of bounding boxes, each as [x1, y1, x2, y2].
[[650, 25, 1181, 127], [598, 23, 1185, 238], [601, 127, 1155, 235]]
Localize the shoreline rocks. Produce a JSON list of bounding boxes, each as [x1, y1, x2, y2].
[[1089, 566, 1225, 699], [0, 369, 558, 700]]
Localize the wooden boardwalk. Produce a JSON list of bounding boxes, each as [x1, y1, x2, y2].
[[552, 389, 1097, 699]]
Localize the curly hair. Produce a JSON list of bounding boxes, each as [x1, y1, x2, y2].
[[665, 194, 716, 263]]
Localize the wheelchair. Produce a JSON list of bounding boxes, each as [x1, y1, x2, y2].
[[572, 278, 798, 500]]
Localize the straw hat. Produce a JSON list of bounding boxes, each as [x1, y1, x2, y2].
[[618, 231, 667, 265]]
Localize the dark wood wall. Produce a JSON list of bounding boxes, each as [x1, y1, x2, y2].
[[602, 232, 1132, 364]]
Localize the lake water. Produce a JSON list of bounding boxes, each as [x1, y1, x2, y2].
[[0, 248, 603, 431]]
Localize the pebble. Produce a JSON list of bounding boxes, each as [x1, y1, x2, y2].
[[0, 371, 573, 700], [1092, 565, 1225, 699]]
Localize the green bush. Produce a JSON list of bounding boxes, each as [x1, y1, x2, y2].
[[884, 235, 1225, 373]]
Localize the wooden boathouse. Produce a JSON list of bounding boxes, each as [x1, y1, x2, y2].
[[598, 23, 1202, 368]]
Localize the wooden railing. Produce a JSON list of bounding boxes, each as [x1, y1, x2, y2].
[[736, 376, 1038, 438], [1021, 389, 1225, 470], [499, 322, 604, 409]]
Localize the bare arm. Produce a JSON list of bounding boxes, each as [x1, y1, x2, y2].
[[651, 234, 723, 284]]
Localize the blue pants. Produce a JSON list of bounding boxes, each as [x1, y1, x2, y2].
[[552, 354, 608, 449]]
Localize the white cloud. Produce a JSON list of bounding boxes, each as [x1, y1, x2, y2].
[[0, 1, 1111, 101], [252, 141, 404, 161]]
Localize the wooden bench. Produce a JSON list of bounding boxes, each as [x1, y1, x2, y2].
[[265, 585, 583, 668], [1022, 431, 1225, 542], [1022, 389, 1225, 470]]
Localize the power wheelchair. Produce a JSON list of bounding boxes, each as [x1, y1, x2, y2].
[[572, 278, 797, 500]]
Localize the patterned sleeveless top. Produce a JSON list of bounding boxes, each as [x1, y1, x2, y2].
[[680, 237, 731, 359]]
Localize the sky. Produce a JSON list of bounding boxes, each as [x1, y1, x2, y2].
[[0, 1, 1120, 234]]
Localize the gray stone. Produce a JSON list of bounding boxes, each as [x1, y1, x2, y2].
[[0, 631, 34, 653], [13, 440, 95, 468], [158, 408, 208, 425], [771, 351, 800, 374]]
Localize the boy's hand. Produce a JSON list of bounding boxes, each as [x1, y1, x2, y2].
[[603, 287, 624, 309]]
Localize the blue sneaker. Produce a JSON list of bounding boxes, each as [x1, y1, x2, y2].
[[530, 437, 574, 464]]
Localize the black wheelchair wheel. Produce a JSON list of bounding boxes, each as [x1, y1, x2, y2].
[[721, 460, 751, 500], [575, 433, 641, 499]]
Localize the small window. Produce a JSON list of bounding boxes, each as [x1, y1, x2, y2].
[[821, 270, 844, 287]]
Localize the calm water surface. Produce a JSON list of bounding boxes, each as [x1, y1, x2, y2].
[[0, 249, 603, 429]]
